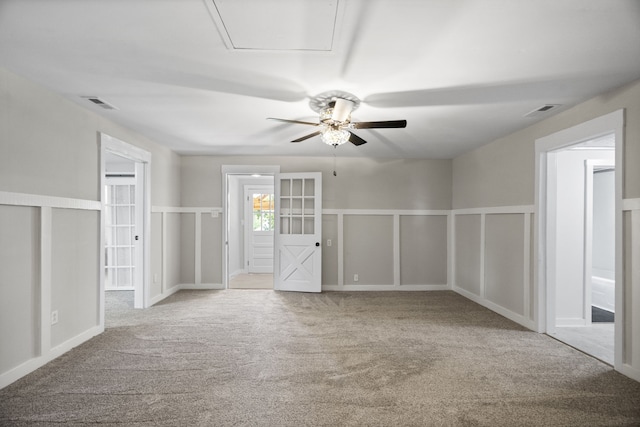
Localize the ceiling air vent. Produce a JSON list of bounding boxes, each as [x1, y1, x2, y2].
[[81, 96, 117, 110], [524, 104, 561, 118]]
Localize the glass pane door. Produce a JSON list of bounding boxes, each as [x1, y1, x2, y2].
[[105, 178, 136, 290], [279, 177, 315, 236]]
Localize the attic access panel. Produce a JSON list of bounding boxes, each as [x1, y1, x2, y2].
[[211, 0, 339, 51]]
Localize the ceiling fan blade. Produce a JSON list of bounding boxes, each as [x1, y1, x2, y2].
[[352, 120, 407, 129], [291, 131, 321, 143], [348, 132, 367, 146], [267, 118, 320, 126]]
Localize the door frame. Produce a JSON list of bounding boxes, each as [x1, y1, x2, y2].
[[100, 133, 151, 318], [221, 165, 280, 289], [534, 110, 624, 368], [584, 159, 616, 325]]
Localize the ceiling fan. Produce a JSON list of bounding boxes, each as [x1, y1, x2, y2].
[[268, 91, 407, 147]]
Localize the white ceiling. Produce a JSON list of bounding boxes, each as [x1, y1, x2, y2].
[[1, 0, 639, 159]]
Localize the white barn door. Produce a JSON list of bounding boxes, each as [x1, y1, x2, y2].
[[274, 172, 322, 293]]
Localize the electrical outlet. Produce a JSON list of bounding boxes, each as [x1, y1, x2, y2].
[[327, 239, 332, 247], [354, 274, 359, 282], [51, 310, 58, 325]]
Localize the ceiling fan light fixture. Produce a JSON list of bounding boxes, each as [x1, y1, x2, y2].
[[321, 128, 350, 146], [331, 98, 355, 123]]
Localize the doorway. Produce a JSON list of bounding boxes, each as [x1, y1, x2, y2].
[[546, 141, 615, 363], [100, 134, 151, 328], [222, 166, 279, 290], [104, 154, 137, 310], [535, 110, 624, 368]]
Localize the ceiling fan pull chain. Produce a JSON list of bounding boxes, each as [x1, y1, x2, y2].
[[333, 150, 337, 177]]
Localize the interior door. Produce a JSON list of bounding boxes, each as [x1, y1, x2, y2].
[[274, 172, 322, 292], [245, 185, 274, 273], [104, 176, 136, 291]]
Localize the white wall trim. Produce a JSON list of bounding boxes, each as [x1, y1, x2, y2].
[[149, 283, 225, 306], [40, 207, 52, 356], [451, 206, 535, 330], [152, 206, 223, 215], [323, 284, 449, 292], [0, 195, 102, 389], [454, 286, 537, 330], [623, 198, 640, 211], [323, 208, 450, 216], [452, 205, 534, 215], [0, 325, 102, 389], [323, 209, 451, 291], [630, 209, 640, 377], [0, 191, 101, 210], [151, 206, 223, 303], [393, 215, 401, 287]]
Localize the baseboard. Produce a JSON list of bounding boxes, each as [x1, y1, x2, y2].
[[620, 363, 640, 383], [149, 285, 182, 306], [0, 325, 103, 389], [453, 286, 536, 330], [179, 283, 225, 290], [556, 318, 588, 327], [229, 270, 245, 279], [322, 284, 450, 291]]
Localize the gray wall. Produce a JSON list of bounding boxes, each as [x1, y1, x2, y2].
[[180, 156, 452, 287], [453, 79, 640, 207], [0, 67, 181, 385], [452, 78, 640, 380]]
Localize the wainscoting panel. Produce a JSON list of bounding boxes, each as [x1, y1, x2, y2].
[[399, 215, 448, 285], [0, 192, 102, 389], [322, 209, 450, 291], [0, 205, 39, 375], [484, 214, 526, 317], [51, 208, 100, 348], [452, 206, 534, 329], [201, 214, 222, 284], [321, 214, 339, 286], [622, 198, 640, 381], [343, 215, 394, 286], [453, 214, 482, 296], [150, 206, 224, 306]]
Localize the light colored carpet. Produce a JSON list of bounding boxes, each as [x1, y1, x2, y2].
[[229, 273, 273, 289], [1, 290, 639, 426]]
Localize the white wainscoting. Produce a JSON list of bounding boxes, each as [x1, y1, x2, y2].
[[622, 197, 640, 382], [451, 205, 535, 330], [0, 192, 102, 389], [322, 209, 451, 291], [150, 206, 224, 306]]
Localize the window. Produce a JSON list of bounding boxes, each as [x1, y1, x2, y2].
[[253, 193, 274, 231]]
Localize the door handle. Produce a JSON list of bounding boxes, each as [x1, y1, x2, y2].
[[315, 242, 320, 247]]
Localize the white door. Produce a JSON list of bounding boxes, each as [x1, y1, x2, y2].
[[245, 185, 274, 273], [274, 172, 322, 292], [104, 176, 136, 291]]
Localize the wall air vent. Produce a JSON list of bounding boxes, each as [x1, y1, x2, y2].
[[81, 96, 117, 110], [524, 104, 561, 118]]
